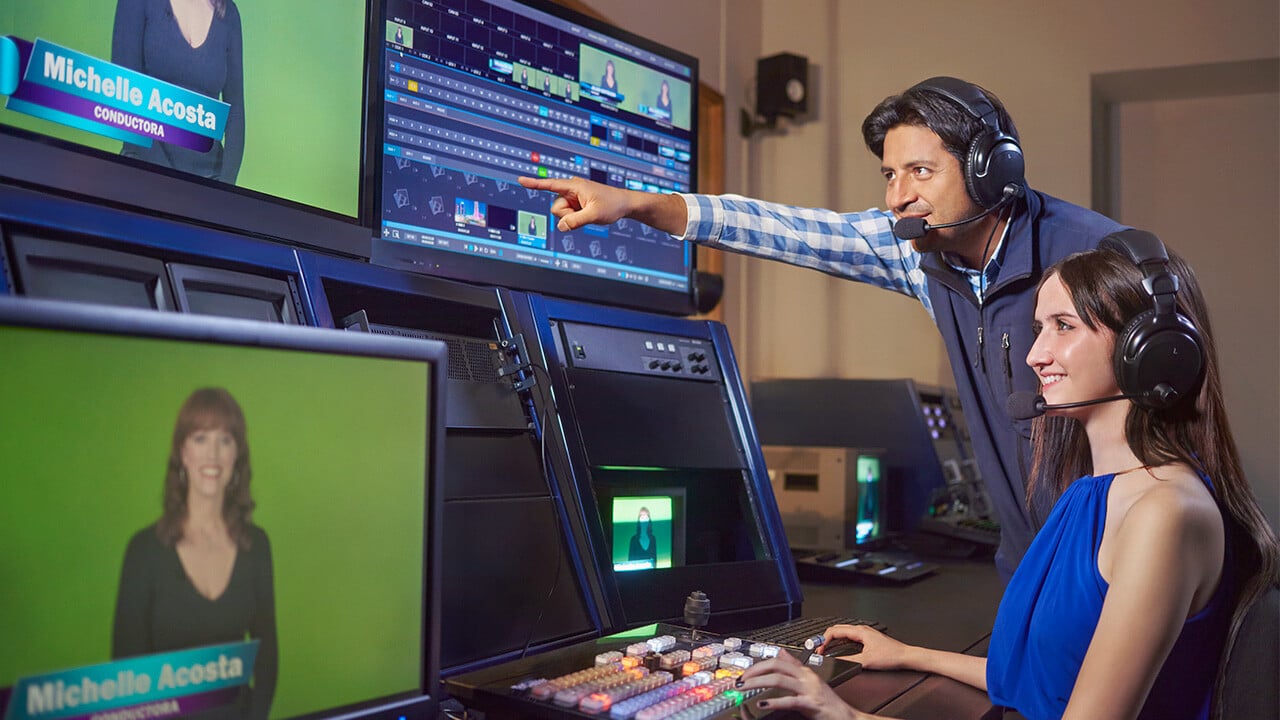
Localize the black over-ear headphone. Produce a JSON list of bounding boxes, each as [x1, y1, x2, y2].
[[1099, 229, 1205, 410], [911, 77, 1026, 209]]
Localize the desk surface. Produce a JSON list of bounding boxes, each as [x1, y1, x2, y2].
[[798, 557, 1006, 718]]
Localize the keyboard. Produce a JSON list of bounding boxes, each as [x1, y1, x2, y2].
[[791, 548, 938, 584], [917, 515, 1001, 547], [746, 615, 887, 648]]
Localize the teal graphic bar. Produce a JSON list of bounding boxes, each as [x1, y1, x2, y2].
[[21, 38, 229, 140], [5, 640, 258, 720]]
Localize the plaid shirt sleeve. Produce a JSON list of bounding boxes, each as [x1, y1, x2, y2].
[[673, 193, 933, 318]]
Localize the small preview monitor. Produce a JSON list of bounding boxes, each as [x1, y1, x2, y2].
[[610, 495, 683, 573], [0, 297, 444, 719], [371, 0, 699, 315], [854, 453, 885, 544]]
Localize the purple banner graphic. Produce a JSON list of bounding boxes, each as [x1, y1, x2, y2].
[[9, 78, 214, 152], [56, 687, 239, 720]]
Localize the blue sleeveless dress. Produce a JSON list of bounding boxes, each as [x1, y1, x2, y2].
[[986, 472, 1231, 720]]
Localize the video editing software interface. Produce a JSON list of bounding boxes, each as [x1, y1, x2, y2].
[[375, 0, 696, 302], [0, 301, 441, 720]]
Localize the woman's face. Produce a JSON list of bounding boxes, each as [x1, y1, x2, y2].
[[181, 425, 239, 499], [638, 509, 650, 523], [1027, 274, 1121, 414]]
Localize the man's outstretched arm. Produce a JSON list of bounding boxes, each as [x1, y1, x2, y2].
[[518, 176, 688, 235]]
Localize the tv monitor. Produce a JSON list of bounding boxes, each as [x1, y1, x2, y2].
[[608, 492, 686, 573], [0, 297, 444, 720], [0, 2, 374, 257], [370, 0, 699, 315]]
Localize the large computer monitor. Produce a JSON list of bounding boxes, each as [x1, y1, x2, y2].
[[0, 2, 374, 256], [370, 0, 699, 315], [0, 297, 445, 720]]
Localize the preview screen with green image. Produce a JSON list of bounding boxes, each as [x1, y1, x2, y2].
[[0, 323, 430, 719], [0, 1, 367, 217], [854, 455, 883, 544], [577, 45, 691, 131], [611, 496, 678, 572]]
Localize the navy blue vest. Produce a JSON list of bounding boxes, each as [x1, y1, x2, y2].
[[921, 189, 1124, 578]]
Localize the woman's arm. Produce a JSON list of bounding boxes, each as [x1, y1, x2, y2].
[[1061, 486, 1221, 719], [112, 530, 154, 659], [219, 2, 245, 183], [247, 529, 278, 720], [820, 624, 989, 691], [737, 650, 887, 720]]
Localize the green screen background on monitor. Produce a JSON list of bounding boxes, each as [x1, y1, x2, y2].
[[0, 325, 428, 718]]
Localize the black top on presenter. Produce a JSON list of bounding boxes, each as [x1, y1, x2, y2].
[[371, 0, 700, 315]]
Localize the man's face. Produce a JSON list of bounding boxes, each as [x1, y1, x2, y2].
[[880, 124, 985, 255]]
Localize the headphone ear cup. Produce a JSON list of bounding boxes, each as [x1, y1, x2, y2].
[[1114, 310, 1206, 410], [968, 132, 1025, 208]]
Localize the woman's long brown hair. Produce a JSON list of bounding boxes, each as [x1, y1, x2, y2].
[[156, 387, 256, 550]]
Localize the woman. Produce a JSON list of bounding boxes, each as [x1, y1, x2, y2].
[[738, 243, 1278, 720], [601, 60, 618, 92], [112, 0, 245, 183], [656, 80, 672, 113], [113, 387, 277, 720], [628, 507, 658, 567]]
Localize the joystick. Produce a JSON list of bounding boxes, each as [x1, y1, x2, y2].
[[683, 590, 710, 641]]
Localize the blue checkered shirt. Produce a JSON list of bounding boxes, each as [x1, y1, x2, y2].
[[674, 194, 935, 318]]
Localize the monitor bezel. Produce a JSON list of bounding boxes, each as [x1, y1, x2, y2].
[[368, 0, 700, 316], [167, 262, 301, 324], [0, 296, 446, 719], [6, 232, 177, 310], [0, 0, 380, 259]]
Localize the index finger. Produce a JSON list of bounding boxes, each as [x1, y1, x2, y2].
[[517, 176, 574, 193]]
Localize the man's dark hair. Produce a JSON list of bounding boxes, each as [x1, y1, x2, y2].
[[861, 80, 1019, 164]]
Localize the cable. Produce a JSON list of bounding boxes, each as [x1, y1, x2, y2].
[[517, 361, 567, 660], [978, 201, 1014, 303]]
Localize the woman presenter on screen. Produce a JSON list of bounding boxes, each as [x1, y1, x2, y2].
[[601, 59, 618, 92], [734, 243, 1279, 720], [627, 507, 658, 568], [656, 80, 672, 113], [112, 0, 245, 183], [113, 387, 277, 720]]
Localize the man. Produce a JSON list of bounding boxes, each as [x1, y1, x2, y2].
[[519, 77, 1125, 579]]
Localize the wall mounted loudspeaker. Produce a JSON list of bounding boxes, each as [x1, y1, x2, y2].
[[743, 52, 810, 136], [756, 52, 809, 122]]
